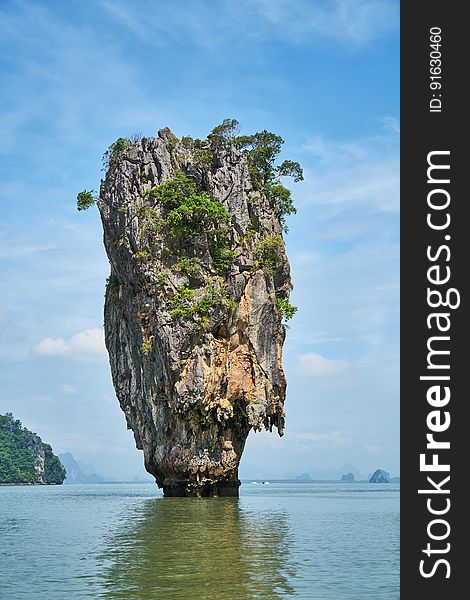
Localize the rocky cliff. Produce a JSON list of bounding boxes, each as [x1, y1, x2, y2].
[[369, 469, 390, 483], [97, 123, 300, 496], [0, 413, 66, 484]]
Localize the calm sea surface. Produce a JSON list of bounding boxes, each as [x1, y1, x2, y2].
[[0, 482, 399, 599]]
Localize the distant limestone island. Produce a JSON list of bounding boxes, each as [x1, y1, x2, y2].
[[0, 413, 66, 485], [288, 464, 399, 483], [58, 452, 104, 484], [369, 469, 400, 483]]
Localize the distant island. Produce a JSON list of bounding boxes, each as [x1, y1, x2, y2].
[[294, 473, 312, 481], [0, 413, 66, 485], [369, 469, 390, 483], [58, 452, 104, 484], [281, 466, 399, 483]]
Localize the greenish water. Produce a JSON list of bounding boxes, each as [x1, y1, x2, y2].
[[0, 482, 399, 599]]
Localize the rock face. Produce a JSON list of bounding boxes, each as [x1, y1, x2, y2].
[[341, 472, 355, 482], [0, 413, 66, 484], [98, 129, 293, 496], [369, 469, 390, 484]]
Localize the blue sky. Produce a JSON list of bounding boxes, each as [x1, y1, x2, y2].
[[0, 0, 399, 480]]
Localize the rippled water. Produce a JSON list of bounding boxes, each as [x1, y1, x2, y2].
[[0, 482, 399, 599]]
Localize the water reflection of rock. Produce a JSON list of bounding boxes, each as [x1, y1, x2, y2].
[[94, 498, 294, 599]]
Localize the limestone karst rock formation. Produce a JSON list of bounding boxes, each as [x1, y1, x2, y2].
[[0, 413, 66, 484], [97, 125, 298, 496], [369, 469, 390, 483]]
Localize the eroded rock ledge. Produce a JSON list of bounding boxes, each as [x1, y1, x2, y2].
[[98, 126, 297, 496]]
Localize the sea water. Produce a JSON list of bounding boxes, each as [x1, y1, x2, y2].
[[0, 482, 399, 599]]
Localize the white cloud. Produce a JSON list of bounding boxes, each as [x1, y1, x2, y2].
[[100, 0, 398, 48], [382, 116, 400, 134], [296, 352, 348, 378], [246, 428, 351, 450], [100, 0, 231, 48], [287, 432, 388, 457], [34, 328, 107, 362], [0, 2, 170, 154], [58, 383, 78, 396], [291, 430, 351, 446], [36, 337, 68, 355], [0, 243, 58, 260], [99, 0, 149, 38], [288, 330, 345, 345], [298, 128, 399, 213], [243, 0, 398, 44]]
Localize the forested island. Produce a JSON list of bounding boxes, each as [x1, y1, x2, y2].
[[0, 413, 66, 484]]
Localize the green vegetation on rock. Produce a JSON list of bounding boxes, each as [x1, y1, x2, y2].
[[166, 191, 230, 240], [255, 235, 285, 273], [145, 171, 234, 274], [0, 414, 36, 483], [173, 119, 303, 230], [169, 283, 228, 325], [102, 137, 130, 170], [0, 413, 66, 484], [211, 245, 235, 274], [207, 118, 240, 144], [171, 257, 201, 275], [141, 336, 154, 356], [78, 120, 300, 333], [77, 119, 302, 233], [276, 297, 298, 321], [133, 249, 151, 260], [77, 189, 97, 211], [233, 129, 302, 231], [43, 443, 67, 484]]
